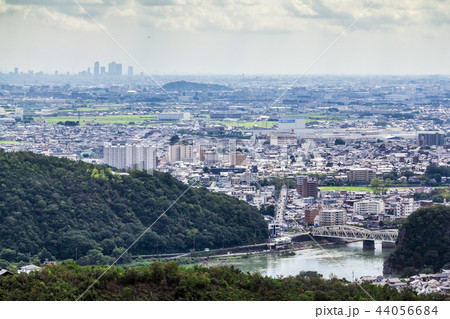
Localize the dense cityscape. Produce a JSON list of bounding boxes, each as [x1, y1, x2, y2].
[[0, 67, 449, 298]]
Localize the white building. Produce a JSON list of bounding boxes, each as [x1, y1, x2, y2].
[[353, 200, 385, 215], [18, 265, 42, 274], [14, 107, 24, 120], [319, 209, 346, 226], [396, 198, 416, 217], [278, 117, 306, 131], [204, 150, 219, 164], [270, 134, 297, 146], [103, 142, 156, 172], [157, 112, 190, 122]]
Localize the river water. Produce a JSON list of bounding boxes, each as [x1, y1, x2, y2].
[[231, 241, 395, 281]]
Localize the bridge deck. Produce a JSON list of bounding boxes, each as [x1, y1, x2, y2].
[[311, 225, 398, 242]]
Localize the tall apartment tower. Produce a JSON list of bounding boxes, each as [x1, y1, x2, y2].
[[297, 177, 318, 199], [103, 142, 156, 172], [417, 132, 445, 146], [168, 143, 193, 163], [94, 61, 100, 76], [127, 66, 133, 76]]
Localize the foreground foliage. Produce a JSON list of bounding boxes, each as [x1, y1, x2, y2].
[[0, 262, 445, 301], [0, 152, 268, 265]]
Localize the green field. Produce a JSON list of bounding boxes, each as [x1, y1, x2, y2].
[[320, 186, 373, 192], [34, 114, 156, 125]]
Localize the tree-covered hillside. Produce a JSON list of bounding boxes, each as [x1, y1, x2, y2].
[[0, 152, 268, 265], [384, 205, 450, 275], [0, 262, 445, 301]]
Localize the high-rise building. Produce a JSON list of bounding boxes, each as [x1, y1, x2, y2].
[[230, 152, 247, 166], [417, 132, 445, 146], [14, 67, 18, 74], [108, 62, 122, 76], [200, 148, 207, 162], [297, 177, 318, 199], [94, 61, 99, 76], [103, 142, 156, 172], [319, 209, 346, 226], [168, 143, 193, 163], [127, 66, 133, 76], [100, 66, 106, 75], [304, 208, 320, 226]]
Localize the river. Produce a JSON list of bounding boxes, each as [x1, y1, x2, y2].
[[230, 241, 395, 281]]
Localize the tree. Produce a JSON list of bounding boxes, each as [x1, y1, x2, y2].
[[170, 135, 180, 145], [335, 138, 345, 145], [370, 178, 385, 194]]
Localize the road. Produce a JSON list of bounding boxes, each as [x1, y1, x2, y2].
[[275, 185, 288, 224]]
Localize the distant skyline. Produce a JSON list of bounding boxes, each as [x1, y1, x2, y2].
[[1, 0, 450, 75]]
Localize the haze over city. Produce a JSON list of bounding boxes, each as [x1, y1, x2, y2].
[[1, 0, 450, 75]]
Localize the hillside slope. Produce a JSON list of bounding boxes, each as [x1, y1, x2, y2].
[[0, 152, 268, 264], [383, 205, 450, 275]]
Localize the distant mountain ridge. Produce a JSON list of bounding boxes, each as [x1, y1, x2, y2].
[[162, 80, 230, 91]]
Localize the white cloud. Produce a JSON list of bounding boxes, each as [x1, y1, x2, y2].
[[36, 7, 98, 30], [133, 0, 450, 33]]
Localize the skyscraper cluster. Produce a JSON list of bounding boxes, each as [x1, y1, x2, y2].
[[90, 61, 133, 76]]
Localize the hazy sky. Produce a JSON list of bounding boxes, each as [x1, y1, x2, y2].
[[1, 0, 449, 75]]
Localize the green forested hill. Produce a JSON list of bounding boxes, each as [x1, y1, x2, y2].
[[383, 205, 450, 275], [0, 262, 445, 301], [0, 152, 268, 265]]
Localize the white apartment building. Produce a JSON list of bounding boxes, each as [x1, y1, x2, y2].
[[319, 209, 346, 226], [103, 142, 156, 172], [395, 198, 416, 217], [353, 200, 385, 215]]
